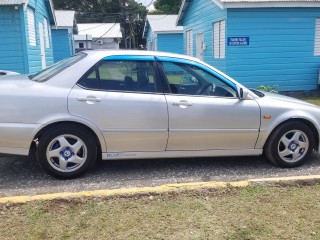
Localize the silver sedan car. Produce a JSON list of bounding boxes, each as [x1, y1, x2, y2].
[[0, 50, 319, 178]]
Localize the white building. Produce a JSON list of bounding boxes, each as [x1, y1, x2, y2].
[[74, 34, 92, 52], [75, 23, 122, 51]]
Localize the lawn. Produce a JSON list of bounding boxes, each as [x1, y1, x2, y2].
[[1, 185, 320, 240], [300, 96, 320, 106]]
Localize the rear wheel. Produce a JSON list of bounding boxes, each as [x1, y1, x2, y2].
[[265, 121, 315, 167], [37, 125, 97, 179]]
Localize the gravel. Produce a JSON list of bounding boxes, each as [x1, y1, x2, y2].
[[0, 153, 319, 197]]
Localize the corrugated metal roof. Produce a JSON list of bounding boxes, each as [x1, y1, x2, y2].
[[146, 15, 183, 32], [0, 0, 26, 5], [77, 23, 122, 38], [55, 10, 75, 28], [221, 0, 320, 2]]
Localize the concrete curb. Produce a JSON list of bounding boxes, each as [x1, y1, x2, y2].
[[1, 175, 320, 204]]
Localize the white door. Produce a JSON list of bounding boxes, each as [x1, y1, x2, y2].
[[38, 22, 46, 69], [196, 33, 204, 60]]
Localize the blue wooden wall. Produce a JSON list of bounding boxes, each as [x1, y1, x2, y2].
[[0, 1, 54, 74], [0, 6, 26, 73], [157, 33, 184, 54], [145, 25, 183, 54], [181, 0, 320, 91], [26, 0, 54, 73], [52, 29, 73, 62], [181, 0, 227, 72], [227, 8, 320, 91]]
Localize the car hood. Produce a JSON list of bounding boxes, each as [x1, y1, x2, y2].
[[257, 91, 320, 109]]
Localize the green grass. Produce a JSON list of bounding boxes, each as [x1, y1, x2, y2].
[[300, 96, 320, 106], [1, 185, 320, 240]]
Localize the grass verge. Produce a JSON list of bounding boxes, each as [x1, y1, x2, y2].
[[296, 96, 320, 106], [1, 185, 320, 240]]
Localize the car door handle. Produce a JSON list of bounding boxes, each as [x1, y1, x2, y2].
[[77, 97, 101, 102], [172, 100, 193, 107]]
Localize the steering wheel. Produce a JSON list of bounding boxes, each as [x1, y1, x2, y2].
[[197, 83, 215, 95]]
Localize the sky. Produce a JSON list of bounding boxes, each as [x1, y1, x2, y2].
[[135, 0, 155, 10]]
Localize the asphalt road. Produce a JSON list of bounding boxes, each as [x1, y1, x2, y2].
[[0, 153, 320, 197]]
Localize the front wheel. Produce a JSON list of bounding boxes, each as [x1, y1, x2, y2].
[[37, 125, 97, 179], [264, 121, 315, 168]]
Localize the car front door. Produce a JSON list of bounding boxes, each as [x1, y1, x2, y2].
[[157, 57, 261, 151], [68, 56, 168, 153]]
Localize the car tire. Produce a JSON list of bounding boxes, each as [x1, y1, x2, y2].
[[264, 121, 315, 168], [37, 125, 97, 179]]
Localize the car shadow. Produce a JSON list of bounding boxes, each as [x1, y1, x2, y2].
[[0, 153, 319, 195]]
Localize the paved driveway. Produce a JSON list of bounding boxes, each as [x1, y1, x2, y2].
[[0, 153, 320, 197]]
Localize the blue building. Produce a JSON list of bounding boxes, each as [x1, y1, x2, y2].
[[51, 10, 77, 62], [143, 15, 184, 54], [177, 0, 320, 91], [0, 0, 56, 74]]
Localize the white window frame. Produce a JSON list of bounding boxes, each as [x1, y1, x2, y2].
[[27, 7, 36, 46], [154, 38, 157, 51], [314, 18, 320, 56], [43, 17, 50, 48], [213, 20, 226, 59], [186, 30, 193, 56]]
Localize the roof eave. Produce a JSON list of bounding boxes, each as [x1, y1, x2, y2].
[[142, 17, 150, 38], [212, 0, 225, 9], [216, 0, 320, 9], [177, 0, 192, 26], [46, 0, 56, 25], [154, 30, 184, 34]]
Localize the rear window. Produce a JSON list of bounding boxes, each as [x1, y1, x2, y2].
[[29, 53, 86, 82]]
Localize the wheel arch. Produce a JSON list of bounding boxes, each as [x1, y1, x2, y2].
[[30, 121, 106, 155], [262, 118, 319, 152]]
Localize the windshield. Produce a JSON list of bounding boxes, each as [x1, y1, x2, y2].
[[28, 53, 86, 82]]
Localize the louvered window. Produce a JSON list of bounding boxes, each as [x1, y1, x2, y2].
[[186, 30, 193, 56], [314, 18, 320, 56], [43, 17, 50, 48], [213, 20, 225, 59], [27, 8, 36, 46]]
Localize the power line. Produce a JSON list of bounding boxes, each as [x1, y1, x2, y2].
[[93, 22, 118, 43], [146, 0, 155, 8], [77, 23, 111, 32]]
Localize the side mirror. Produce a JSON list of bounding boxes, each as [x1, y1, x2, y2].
[[238, 87, 252, 100]]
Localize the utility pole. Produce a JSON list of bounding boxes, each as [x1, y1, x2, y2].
[[123, 0, 127, 49]]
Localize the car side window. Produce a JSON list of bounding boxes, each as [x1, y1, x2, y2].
[[78, 60, 156, 93], [161, 61, 237, 97]]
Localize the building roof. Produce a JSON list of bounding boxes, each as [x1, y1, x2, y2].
[[177, 0, 320, 25], [54, 10, 76, 29], [0, 0, 26, 4], [77, 23, 122, 39], [0, 0, 56, 25], [143, 15, 183, 37]]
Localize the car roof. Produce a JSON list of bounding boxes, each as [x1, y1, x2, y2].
[[81, 50, 200, 63]]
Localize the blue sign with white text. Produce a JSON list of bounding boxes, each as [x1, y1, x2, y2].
[[227, 37, 249, 46]]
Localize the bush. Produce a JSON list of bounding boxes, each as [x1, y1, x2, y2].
[[256, 85, 279, 93]]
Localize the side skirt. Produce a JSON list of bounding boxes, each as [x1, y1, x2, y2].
[[102, 149, 263, 160]]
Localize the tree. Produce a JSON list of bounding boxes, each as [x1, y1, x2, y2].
[[52, 0, 147, 49], [150, 0, 182, 14]]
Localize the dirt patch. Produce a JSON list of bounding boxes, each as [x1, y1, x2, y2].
[[0, 185, 319, 240]]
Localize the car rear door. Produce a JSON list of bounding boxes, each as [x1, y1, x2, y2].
[[68, 56, 168, 153], [157, 57, 261, 151]]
